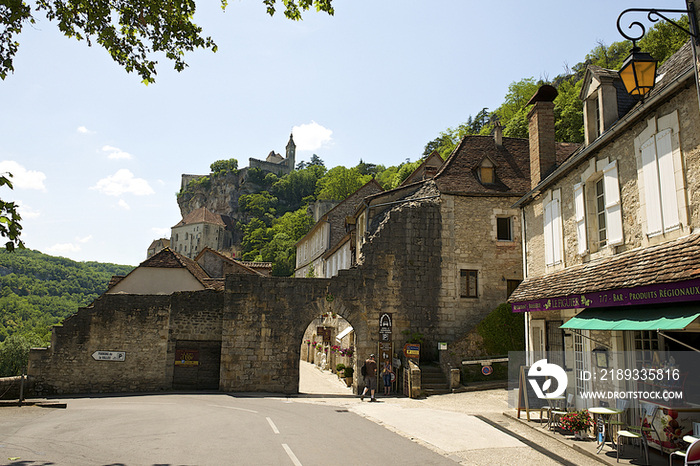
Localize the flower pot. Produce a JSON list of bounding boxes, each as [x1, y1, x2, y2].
[[574, 431, 588, 440], [344, 377, 353, 387]]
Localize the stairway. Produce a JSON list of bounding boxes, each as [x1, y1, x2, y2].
[[420, 364, 450, 396]]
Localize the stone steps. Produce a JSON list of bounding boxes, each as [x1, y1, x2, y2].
[[420, 365, 450, 396]]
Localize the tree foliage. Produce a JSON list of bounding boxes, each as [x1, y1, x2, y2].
[[0, 173, 24, 252], [0, 333, 44, 376], [210, 158, 239, 177], [315, 166, 372, 201], [0, 249, 133, 343], [476, 303, 525, 355], [1, 0, 335, 83]]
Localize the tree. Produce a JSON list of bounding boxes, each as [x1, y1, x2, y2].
[[1, 0, 335, 84], [210, 158, 239, 176], [0, 173, 24, 252], [315, 166, 371, 201], [0, 333, 43, 376]]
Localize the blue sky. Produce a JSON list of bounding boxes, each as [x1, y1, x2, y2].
[[0, 0, 686, 266]]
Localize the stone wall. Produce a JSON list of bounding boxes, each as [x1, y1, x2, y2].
[[29, 294, 172, 396]]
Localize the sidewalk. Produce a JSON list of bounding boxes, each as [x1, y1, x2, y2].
[[297, 361, 675, 466]]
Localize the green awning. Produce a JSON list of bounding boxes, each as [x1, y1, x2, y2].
[[560, 306, 700, 331]]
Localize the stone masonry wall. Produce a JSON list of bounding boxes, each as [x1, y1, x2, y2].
[[524, 84, 700, 280], [29, 294, 171, 396]]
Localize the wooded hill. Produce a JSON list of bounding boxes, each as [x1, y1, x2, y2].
[[0, 249, 134, 344]]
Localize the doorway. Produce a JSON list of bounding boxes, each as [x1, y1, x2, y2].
[[173, 340, 222, 390]]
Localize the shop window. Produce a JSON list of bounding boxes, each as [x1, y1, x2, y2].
[[460, 270, 478, 298], [497, 217, 512, 241]]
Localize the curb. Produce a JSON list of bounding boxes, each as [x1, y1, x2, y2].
[[0, 400, 67, 409]]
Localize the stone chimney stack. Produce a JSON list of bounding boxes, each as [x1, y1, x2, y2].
[[494, 123, 503, 147], [527, 85, 558, 190]]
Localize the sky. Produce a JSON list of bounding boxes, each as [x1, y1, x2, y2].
[[0, 0, 688, 267]]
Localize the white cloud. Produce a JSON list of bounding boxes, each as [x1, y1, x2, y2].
[[292, 121, 333, 151], [0, 161, 47, 191], [76, 235, 92, 243], [46, 243, 81, 254], [151, 227, 170, 237], [77, 126, 94, 134], [16, 201, 40, 219], [102, 145, 133, 160], [90, 169, 154, 196], [118, 199, 130, 210]]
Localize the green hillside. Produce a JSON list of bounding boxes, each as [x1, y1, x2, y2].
[[0, 249, 134, 343]]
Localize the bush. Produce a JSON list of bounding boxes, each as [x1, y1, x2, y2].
[[476, 303, 525, 355]]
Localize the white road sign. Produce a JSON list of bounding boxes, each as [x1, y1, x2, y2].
[[92, 351, 126, 361]]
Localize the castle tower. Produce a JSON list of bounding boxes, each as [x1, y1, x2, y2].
[[286, 133, 296, 171]]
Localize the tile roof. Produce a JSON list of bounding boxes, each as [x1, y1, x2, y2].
[[433, 135, 579, 195], [172, 206, 229, 228], [509, 233, 700, 304], [194, 247, 264, 276], [138, 247, 214, 288]]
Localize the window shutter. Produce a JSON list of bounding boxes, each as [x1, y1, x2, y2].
[[544, 201, 553, 266], [552, 199, 563, 264], [641, 135, 663, 236], [655, 129, 680, 232], [573, 183, 588, 255], [603, 160, 624, 246]]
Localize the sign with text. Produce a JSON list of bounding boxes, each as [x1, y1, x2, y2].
[[379, 313, 392, 341], [378, 342, 393, 368], [512, 277, 700, 312], [175, 349, 199, 366], [92, 351, 125, 361], [403, 343, 420, 359], [317, 327, 332, 343]]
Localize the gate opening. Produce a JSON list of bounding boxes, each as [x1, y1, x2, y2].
[[298, 313, 355, 395]]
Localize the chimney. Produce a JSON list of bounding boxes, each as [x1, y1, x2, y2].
[[494, 123, 503, 147], [527, 85, 558, 190]]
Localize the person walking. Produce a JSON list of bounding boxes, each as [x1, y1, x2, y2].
[[360, 354, 377, 402], [381, 359, 393, 396]]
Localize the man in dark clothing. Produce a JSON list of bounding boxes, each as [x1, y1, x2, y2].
[[360, 354, 377, 402]]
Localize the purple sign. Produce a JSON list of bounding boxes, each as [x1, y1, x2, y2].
[[512, 278, 700, 313]]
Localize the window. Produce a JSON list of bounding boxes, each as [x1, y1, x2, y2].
[[460, 270, 478, 298], [480, 167, 494, 184], [496, 217, 512, 241], [595, 178, 607, 247], [543, 193, 562, 266], [595, 96, 601, 137], [573, 160, 623, 255], [641, 129, 680, 236]]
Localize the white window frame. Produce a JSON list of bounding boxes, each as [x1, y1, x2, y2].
[[603, 160, 624, 246]]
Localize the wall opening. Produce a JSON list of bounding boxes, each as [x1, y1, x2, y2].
[[173, 340, 221, 390]]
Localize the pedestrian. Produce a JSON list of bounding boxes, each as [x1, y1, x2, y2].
[[360, 354, 377, 402], [381, 359, 393, 396]]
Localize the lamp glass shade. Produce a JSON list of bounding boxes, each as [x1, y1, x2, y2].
[[619, 49, 658, 96]]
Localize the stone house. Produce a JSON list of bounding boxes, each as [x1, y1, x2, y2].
[[170, 206, 234, 259], [294, 179, 383, 278], [508, 41, 700, 412], [146, 238, 170, 259], [399, 150, 445, 186], [194, 247, 264, 278], [352, 127, 578, 363], [106, 248, 222, 295]]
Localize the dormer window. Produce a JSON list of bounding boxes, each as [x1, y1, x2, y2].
[[478, 158, 496, 184]]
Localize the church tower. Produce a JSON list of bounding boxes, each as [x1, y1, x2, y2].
[[286, 133, 296, 171]]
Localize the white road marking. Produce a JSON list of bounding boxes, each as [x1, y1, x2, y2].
[[282, 444, 303, 466], [209, 405, 258, 414], [267, 417, 280, 434]]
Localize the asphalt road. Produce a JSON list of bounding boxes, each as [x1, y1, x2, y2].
[[0, 393, 459, 466]]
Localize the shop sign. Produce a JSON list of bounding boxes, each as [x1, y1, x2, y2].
[[512, 277, 700, 312], [379, 313, 392, 341], [175, 349, 199, 366], [317, 327, 332, 343], [92, 351, 125, 361], [403, 343, 420, 359]]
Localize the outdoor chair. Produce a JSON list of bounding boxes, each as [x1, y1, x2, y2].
[[550, 393, 575, 432], [616, 404, 656, 464], [670, 437, 700, 466], [609, 399, 630, 437]]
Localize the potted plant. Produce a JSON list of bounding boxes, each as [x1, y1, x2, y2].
[[343, 367, 354, 387], [559, 410, 594, 439], [336, 363, 346, 378]]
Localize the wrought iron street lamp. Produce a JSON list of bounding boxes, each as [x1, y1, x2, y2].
[[617, 4, 699, 96]]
